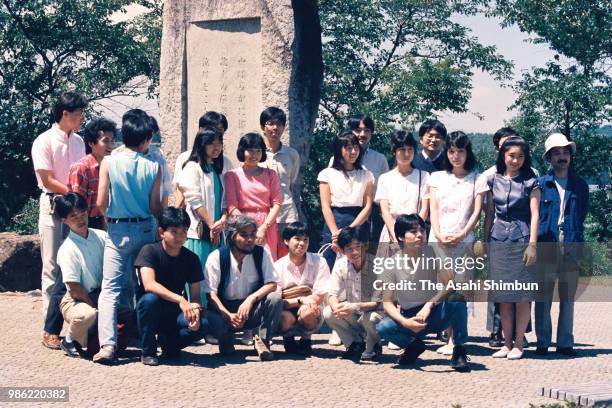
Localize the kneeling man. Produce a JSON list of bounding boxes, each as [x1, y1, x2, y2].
[[275, 222, 331, 355], [323, 226, 383, 361], [376, 214, 470, 371], [135, 207, 209, 366], [56, 192, 107, 358], [204, 215, 282, 361]]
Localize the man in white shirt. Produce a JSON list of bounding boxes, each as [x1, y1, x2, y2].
[[204, 215, 282, 361], [32, 91, 87, 349], [275, 222, 330, 355], [323, 226, 382, 361], [260, 107, 301, 258], [54, 192, 106, 358]]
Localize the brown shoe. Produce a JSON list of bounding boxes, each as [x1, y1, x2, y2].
[[42, 333, 61, 350], [253, 334, 274, 361]]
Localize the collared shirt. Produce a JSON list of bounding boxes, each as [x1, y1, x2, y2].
[[274, 252, 331, 295], [328, 148, 389, 190], [203, 247, 278, 300], [411, 150, 445, 174], [58, 228, 107, 293], [538, 170, 589, 243], [68, 154, 101, 218], [113, 144, 172, 199], [326, 255, 363, 303], [263, 144, 301, 223], [31, 124, 86, 192], [317, 167, 374, 207]]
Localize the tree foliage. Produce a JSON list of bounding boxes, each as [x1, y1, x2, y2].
[[0, 0, 160, 230], [494, 0, 612, 242], [301, 0, 513, 245]]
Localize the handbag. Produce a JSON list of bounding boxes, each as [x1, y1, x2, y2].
[[282, 285, 313, 300], [195, 218, 211, 242]]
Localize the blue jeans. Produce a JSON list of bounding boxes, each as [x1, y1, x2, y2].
[[137, 293, 209, 356], [376, 302, 468, 348], [97, 218, 157, 347]]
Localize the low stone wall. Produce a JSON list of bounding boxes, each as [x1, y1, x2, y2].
[[0, 233, 40, 292]]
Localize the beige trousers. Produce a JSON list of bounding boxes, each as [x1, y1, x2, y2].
[[323, 306, 382, 352], [60, 292, 97, 347]]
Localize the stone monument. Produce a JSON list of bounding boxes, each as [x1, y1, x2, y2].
[[159, 0, 323, 182]]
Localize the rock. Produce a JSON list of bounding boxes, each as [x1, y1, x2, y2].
[[0, 233, 41, 292], [159, 0, 322, 196]]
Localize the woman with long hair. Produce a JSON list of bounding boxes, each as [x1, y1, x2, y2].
[[318, 129, 374, 270], [484, 136, 540, 360]]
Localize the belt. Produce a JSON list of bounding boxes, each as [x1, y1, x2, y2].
[[107, 217, 151, 223]]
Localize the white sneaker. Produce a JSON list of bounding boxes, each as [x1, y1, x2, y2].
[[507, 348, 524, 360], [492, 346, 511, 358], [240, 330, 254, 346], [193, 338, 207, 345], [387, 341, 402, 350], [328, 330, 342, 346], [436, 344, 454, 356], [205, 335, 218, 345]]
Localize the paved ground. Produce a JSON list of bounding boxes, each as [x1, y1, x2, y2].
[[1, 293, 611, 408]]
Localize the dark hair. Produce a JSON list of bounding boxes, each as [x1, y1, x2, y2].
[[442, 131, 477, 172], [390, 130, 417, 153], [347, 113, 375, 133], [199, 111, 228, 131], [495, 136, 536, 178], [121, 109, 153, 147], [158, 207, 191, 230], [82, 117, 117, 154], [236, 133, 267, 162], [185, 127, 224, 174], [331, 129, 363, 171], [52, 92, 88, 123], [418, 119, 447, 140], [337, 225, 369, 249], [147, 116, 159, 141], [282, 221, 310, 241], [493, 127, 519, 149], [54, 192, 87, 219], [259, 107, 287, 127], [394, 213, 427, 241]]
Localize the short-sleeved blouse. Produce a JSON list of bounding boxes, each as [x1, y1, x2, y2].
[[317, 167, 374, 207]]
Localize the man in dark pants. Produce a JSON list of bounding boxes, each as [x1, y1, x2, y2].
[[135, 207, 210, 366], [204, 215, 283, 361]]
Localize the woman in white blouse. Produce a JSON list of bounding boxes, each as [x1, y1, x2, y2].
[[318, 130, 374, 270], [178, 128, 233, 280], [428, 130, 488, 354], [375, 131, 429, 243]]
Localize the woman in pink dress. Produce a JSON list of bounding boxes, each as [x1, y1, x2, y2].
[[224, 132, 282, 259]]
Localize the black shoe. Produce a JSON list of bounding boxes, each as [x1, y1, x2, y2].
[[522, 337, 530, 349], [397, 338, 426, 366], [297, 338, 313, 356], [556, 347, 577, 357], [160, 347, 181, 360], [218, 340, 236, 355], [283, 336, 300, 354], [437, 330, 449, 343], [141, 354, 159, 366], [535, 346, 549, 356], [450, 345, 471, 372], [489, 333, 504, 348], [342, 342, 365, 360], [60, 338, 82, 358]]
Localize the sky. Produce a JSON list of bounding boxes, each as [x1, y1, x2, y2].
[[100, 7, 557, 133]]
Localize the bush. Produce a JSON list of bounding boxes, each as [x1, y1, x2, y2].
[[8, 197, 39, 235]]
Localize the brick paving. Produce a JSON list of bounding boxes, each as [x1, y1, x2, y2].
[[1, 293, 611, 408]]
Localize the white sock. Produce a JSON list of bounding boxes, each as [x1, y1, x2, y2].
[[65, 335, 74, 343]]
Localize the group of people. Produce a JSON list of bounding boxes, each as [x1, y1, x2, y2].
[[33, 91, 589, 370]]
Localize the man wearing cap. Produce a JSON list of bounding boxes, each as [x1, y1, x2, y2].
[[534, 133, 589, 357]]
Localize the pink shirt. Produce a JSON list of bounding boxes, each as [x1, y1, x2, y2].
[[224, 167, 282, 215], [274, 253, 331, 295], [31, 124, 86, 192]]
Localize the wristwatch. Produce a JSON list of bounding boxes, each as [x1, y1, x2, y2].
[[297, 297, 303, 305]]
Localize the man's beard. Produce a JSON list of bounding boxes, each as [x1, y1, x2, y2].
[[235, 244, 255, 255]]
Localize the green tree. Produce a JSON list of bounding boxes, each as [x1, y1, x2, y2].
[[0, 0, 160, 230], [494, 0, 612, 242], [302, 0, 513, 245]]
